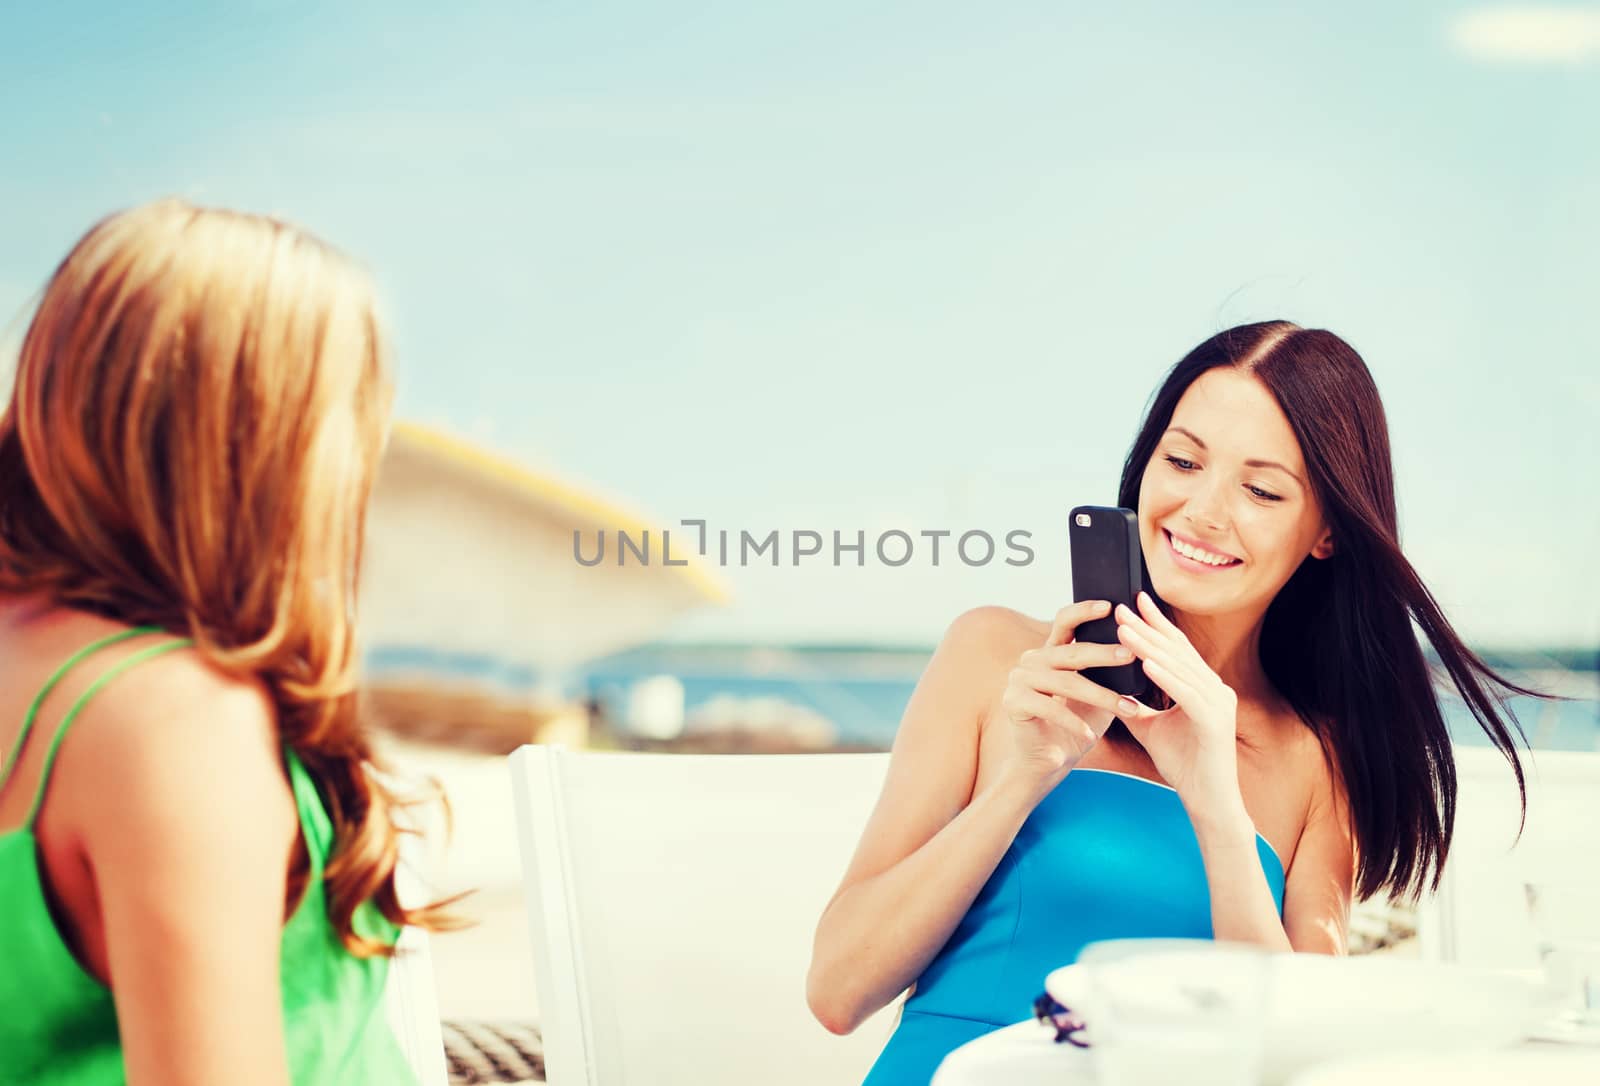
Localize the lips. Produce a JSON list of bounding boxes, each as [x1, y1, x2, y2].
[[1162, 528, 1242, 569]]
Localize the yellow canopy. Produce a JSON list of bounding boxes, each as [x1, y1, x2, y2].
[[360, 421, 728, 675]]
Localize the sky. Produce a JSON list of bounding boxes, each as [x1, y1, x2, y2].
[[1, 2, 1597, 650]]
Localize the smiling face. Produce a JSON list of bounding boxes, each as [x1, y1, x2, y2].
[[1137, 366, 1334, 620]]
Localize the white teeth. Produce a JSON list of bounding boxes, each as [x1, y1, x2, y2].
[[1170, 533, 1236, 567]]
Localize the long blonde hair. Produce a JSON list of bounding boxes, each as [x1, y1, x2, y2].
[[0, 199, 451, 953]]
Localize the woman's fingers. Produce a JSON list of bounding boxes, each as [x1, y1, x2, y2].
[[1004, 687, 1098, 745], [1027, 640, 1133, 673], [1114, 600, 1172, 643], [1127, 592, 1209, 669], [1113, 602, 1166, 651], [1115, 605, 1208, 691], [1138, 657, 1204, 712], [1135, 590, 1179, 634], [1112, 694, 1160, 744], [1114, 619, 1197, 688], [1045, 599, 1112, 647], [1019, 666, 1133, 719]]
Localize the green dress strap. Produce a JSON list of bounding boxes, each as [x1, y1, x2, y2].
[[282, 744, 331, 882], [0, 626, 418, 1085], [16, 629, 193, 829], [0, 626, 157, 795]]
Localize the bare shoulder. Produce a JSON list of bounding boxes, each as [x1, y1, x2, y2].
[[75, 640, 280, 770], [823, 604, 1052, 892], [881, 605, 1041, 752], [59, 635, 294, 851], [1269, 707, 1341, 790], [1276, 711, 1357, 951], [941, 604, 1048, 668], [1297, 720, 1350, 820], [1276, 712, 1353, 849], [935, 605, 1052, 750], [1251, 697, 1337, 784]]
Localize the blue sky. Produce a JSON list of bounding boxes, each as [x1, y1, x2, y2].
[[2, 2, 1596, 649]]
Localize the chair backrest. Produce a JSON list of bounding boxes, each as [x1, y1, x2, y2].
[[385, 925, 449, 1086], [385, 828, 449, 1086], [1416, 747, 1600, 968], [508, 745, 900, 1086]]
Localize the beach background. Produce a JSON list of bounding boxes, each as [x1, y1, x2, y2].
[[3, 0, 1598, 1060], [368, 644, 1597, 1025]]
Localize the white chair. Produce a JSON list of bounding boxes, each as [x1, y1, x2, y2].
[[385, 926, 449, 1086], [385, 828, 450, 1086], [1417, 747, 1600, 968], [508, 745, 900, 1086]]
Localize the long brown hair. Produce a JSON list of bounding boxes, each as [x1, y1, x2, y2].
[[1117, 321, 1537, 902], [0, 199, 453, 954]]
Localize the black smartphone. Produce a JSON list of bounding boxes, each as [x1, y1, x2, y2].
[[1067, 505, 1148, 698]]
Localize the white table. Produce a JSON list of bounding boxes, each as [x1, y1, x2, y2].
[[931, 1019, 1600, 1086]]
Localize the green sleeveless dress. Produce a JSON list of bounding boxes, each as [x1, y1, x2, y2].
[[0, 627, 420, 1085]]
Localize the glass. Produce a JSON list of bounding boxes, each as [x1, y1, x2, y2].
[[1525, 878, 1600, 1044], [1076, 938, 1270, 1086]]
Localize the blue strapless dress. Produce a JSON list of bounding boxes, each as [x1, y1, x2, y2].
[[859, 767, 1286, 1086]]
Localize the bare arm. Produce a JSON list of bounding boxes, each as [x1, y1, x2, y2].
[[1189, 799, 1294, 951], [1278, 766, 1355, 954], [806, 603, 1126, 1034], [77, 665, 298, 1086], [1185, 741, 1353, 953]]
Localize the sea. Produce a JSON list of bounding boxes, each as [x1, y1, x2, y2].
[[367, 642, 1600, 753]]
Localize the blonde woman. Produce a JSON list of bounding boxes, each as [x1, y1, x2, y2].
[[0, 201, 451, 1085]]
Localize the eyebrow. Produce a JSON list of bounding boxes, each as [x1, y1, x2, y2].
[[1163, 426, 1305, 486]]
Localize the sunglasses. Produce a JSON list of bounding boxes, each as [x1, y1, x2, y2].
[[1032, 991, 1091, 1048]]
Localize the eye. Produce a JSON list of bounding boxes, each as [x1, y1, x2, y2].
[[1246, 485, 1283, 502], [1163, 455, 1197, 472]]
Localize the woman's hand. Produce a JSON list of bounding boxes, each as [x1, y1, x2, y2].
[[1112, 592, 1244, 814], [1000, 599, 1131, 785]]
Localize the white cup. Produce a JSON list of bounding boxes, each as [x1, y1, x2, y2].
[[1525, 878, 1600, 1044], [1057, 939, 1271, 1085]]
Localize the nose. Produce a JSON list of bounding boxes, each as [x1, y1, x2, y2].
[[1183, 477, 1228, 534]]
